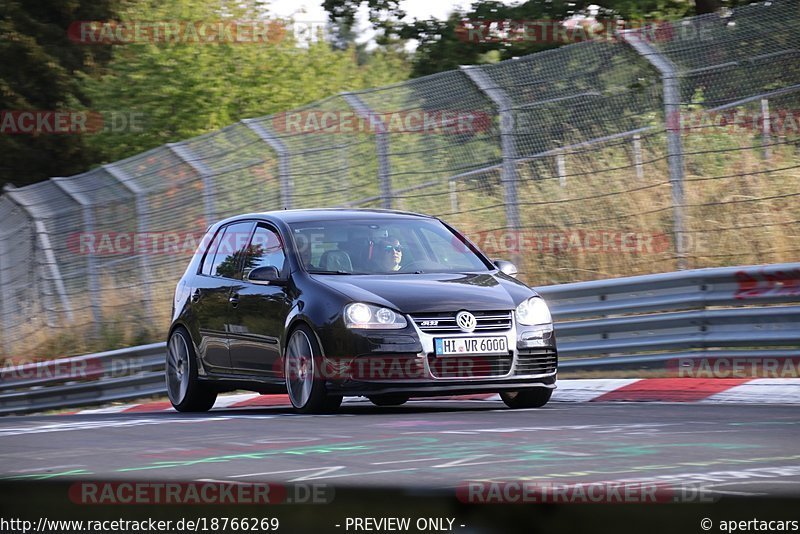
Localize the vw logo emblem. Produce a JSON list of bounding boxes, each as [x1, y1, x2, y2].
[[455, 311, 477, 333]]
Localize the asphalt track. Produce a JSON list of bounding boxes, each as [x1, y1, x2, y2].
[[1, 399, 799, 497]]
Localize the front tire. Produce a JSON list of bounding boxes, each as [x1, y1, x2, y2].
[[166, 327, 217, 412], [500, 388, 552, 409], [284, 324, 342, 414]]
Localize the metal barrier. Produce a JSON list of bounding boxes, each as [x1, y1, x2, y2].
[[540, 262, 800, 369], [1, 262, 798, 415], [0, 343, 166, 415]]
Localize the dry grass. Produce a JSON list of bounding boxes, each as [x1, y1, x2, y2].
[[4, 275, 172, 363], [445, 130, 800, 287]]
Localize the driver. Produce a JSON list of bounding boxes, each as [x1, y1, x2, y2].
[[374, 237, 403, 272]]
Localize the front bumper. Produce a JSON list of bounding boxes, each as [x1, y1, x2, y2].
[[322, 317, 557, 396], [327, 374, 556, 397]]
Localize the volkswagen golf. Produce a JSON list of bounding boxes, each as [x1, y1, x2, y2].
[[166, 209, 557, 413]]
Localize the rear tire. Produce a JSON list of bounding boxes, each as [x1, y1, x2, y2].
[[368, 395, 409, 407], [500, 388, 552, 409], [166, 327, 217, 412], [284, 324, 342, 414]]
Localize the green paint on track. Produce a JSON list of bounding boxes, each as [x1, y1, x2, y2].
[[0, 469, 91, 481]]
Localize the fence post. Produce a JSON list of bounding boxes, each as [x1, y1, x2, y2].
[[449, 179, 459, 212], [622, 33, 687, 270], [761, 98, 772, 161], [50, 178, 102, 334], [556, 152, 567, 187], [2, 186, 74, 323], [461, 66, 522, 266], [241, 119, 292, 209], [37, 254, 57, 329], [104, 164, 155, 319], [342, 93, 392, 209], [168, 142, 216, 224], [339, 141, 350, 201], [633, 134, 645, 180]]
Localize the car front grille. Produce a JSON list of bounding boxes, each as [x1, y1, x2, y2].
[[515, 348, 558, 375], [411, 310, 513, 334], [428, 354, 513, 378]]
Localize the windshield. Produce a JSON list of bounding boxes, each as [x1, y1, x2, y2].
[[288, 218, 492, 274]]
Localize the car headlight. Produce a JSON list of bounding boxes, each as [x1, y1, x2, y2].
[[515, 297, 552, 326], [344, 303, 408, 329]]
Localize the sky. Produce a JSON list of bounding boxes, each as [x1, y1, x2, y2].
[[267, 0, 476, 24], [266, 0, 478, 49], [265, 1, 593, 50]]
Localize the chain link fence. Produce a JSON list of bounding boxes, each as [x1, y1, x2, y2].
[[2, 0, 799, 358]]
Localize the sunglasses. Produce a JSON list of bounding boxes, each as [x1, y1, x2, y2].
[[384, 244, 403, 253]]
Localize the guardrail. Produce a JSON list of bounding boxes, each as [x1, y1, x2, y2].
[[0, 343, 166, 415], [2, 262, 798, 415]]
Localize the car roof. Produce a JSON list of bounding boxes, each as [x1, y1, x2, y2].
[[218, 208, 437, 225]]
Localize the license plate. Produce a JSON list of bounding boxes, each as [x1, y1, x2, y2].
[[434, 336, 508, 356]]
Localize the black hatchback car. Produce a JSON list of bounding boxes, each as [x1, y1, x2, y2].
[[166, 209, 557, 413]]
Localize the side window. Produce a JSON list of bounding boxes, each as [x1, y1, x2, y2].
[[244, 225, 286, 278], [419, 227, 478, 269], [200, 229, 224, 276], [209, 221, 255, 279]]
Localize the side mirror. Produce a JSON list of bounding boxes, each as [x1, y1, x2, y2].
[[245, 266, 284, 285], [494, 260, 518, 278]]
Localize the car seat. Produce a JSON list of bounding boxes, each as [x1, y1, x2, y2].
[[319, 250, 353, 273]]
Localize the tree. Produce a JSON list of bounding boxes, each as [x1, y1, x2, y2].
[[79, 0, 410, 164], [322, 0, 405, 45], [321, 0, 766, 78], [0, 0, 119, 187]]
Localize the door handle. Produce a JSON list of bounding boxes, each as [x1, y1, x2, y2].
[[229, 293, 239, 307], [191, 289, 201, 303]]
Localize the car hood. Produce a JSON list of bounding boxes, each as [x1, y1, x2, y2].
[[313, 272, 536, 313]]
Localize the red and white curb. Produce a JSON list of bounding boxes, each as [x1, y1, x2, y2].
[[68, 378, 800, 415]]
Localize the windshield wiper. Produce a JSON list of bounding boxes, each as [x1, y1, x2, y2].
[[307, 269, 356, 275]]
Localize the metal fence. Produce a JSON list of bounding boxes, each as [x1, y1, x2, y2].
[[2, 262, 797, 415], [1, 0, 800, 358]]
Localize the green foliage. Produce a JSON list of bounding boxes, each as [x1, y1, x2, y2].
[[322, 0, 763, 78], [79, 0, 410, 165], [323, 0, 406, 45], [213, 245, 264, 279], [0, 0, 120, 186]]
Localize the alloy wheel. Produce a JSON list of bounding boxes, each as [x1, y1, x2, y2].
[[285, 329, 315, 408], [166, 331, 190, 405]]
